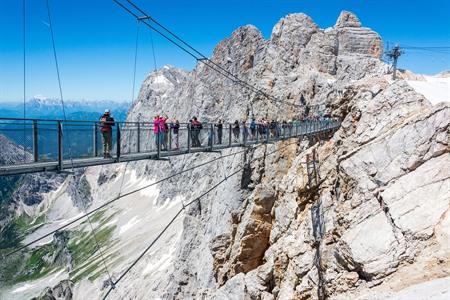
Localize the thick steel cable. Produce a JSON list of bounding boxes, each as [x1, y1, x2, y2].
[[149, 27, 157, 71], [45, 0, 114, 286], [102, 137, 304, 299], [114, 0, 318, 110], [131, 20, 140, 105], [44, 0, 75, 171], [124, 0, 320, 109], [22, 0, 26, 161]]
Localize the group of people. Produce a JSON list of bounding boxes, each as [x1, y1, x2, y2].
[[153, 115, 181, 151], [99, 110, 331, 158]]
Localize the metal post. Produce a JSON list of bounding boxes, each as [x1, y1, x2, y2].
[[169, 124, 172, 151], [137, 122, 141, 153], [116, 125, 121, 159], [187, 124, 191, 153], [156, 130, 161, 158], [93, 123, 98, 157], [256, 125, 259, 144], [57, 121, 63, 171], [229, 123, 232, 146], [33, 120, 38, 162], [243, 124, 247, 146], [210, 124, 214, 151]]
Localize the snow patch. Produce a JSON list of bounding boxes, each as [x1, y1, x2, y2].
[[153, 74, 171, 86], [11, 284, 35, 294], [407, 76, 450, 105], [119, 216, 140, 235]]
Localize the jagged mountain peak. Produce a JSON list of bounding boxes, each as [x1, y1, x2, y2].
[[335, 10, 362, 28]]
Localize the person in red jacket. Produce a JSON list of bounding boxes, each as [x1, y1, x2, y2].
[[99, 109, 115, 158]]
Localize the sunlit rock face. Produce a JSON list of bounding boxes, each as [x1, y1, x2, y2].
[[1, 10, 449, 300]]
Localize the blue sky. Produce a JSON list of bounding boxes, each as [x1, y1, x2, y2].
[[1, 0, 449, 103]]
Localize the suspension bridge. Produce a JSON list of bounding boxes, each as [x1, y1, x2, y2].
[[0, 118, 340, 176], [0, 1, 346, 299]]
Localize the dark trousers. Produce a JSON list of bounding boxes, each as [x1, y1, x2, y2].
[[217, 129, 222, 144], [102, 131, 112, 155]]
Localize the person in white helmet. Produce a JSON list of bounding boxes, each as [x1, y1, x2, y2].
[[99, 109, 115, 158]]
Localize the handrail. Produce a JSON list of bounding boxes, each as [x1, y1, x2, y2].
[[0, 118, 341, 176]]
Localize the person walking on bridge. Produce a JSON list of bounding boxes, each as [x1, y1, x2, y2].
[[232, 120, 240, 142], [153, 115, 162, 150], [215, 119, 223, 144], [250, 118, 256, 140], [99, 109, 115, 158], [161, 116, 169, 151], [171, 119, 180, 150], [191, 117, 202, 147]]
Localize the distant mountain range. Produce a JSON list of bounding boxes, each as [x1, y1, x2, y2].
[[0, 97, 130, 121]]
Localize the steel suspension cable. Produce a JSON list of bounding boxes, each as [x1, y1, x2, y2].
[[102, 138, 302, 299], [113, 0, 316, 110], [44, 0, 75, 171], [131, 20, 140, 105], [45, 0, 114, 287], [149, 27, 157, 71], [22, 0, 27, 161]]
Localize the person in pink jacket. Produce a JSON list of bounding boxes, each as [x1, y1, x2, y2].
[[160, 115, 169, 150], [153, 115, 161, 149]]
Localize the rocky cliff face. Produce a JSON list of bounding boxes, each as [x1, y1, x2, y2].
[[1, 10, 448, 300]]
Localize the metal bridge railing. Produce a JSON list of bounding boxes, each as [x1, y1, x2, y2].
[[0, 118, 341, 170]]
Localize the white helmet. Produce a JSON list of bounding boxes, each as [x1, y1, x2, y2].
[[105, 109, 110, 114]]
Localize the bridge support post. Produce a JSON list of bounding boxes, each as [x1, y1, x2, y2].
[[33, 120, 38, 162], [187, 124, 191, 153], [243, 124, 247, 147], [169, 125, 172, 151], [93, 123, 98, 157], [157, 132, 161, 159], [116, 125, 121, 159], [210, 124, 214, 151], [137, 123, 141, 153], [256, 125, 259, 144], [229, 124, 232, 146], [57, 121, 63, 171]]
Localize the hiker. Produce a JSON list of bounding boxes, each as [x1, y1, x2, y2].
[[99, 109, 115, 158], [269, 120, 276, 137], [282, 120, 288, 137], [215, 119, 223, 144], [191, 117, 202, 147], [242, 120, 249, 142], [153, 115, 162, 150], [171, 119, 180, 150], [161, 116, 169, 150], [250, 118, 256, 140], [232, 120, 240, 142], [288, 120, 293, 136], [258, 119, 265, 137]]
